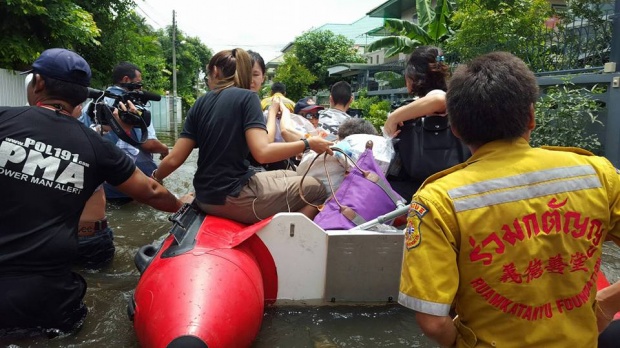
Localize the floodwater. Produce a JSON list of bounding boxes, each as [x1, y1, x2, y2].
[[2, 130, 620, 348]]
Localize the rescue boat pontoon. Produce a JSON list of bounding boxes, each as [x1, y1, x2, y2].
[[128, 203, 405, 348]]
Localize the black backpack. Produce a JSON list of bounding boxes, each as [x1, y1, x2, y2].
[[396, 115, 470, 182]]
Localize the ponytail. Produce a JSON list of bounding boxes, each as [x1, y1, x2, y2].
[[207, 48, 253, 91], [232, 48, 252, 90]]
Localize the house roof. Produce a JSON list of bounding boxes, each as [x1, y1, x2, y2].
[[266, 54, 284, 70], [327, 63, 403, 77], [312, 16, 384, 46], [367, 0, 416, 18]]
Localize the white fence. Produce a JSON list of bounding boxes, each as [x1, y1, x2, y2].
[[0, 68, 181, 132], [150, 96, 182, 132], [0, 68, 28, 106]]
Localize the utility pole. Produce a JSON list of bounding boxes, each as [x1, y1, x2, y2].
[[171, 10, 177, 133], [172, 10, 177, 98]]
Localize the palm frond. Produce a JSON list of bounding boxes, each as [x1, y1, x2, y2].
[[416, 0, 433, 29], [385, 19, 431, 43], [369, 36, 418, 57]]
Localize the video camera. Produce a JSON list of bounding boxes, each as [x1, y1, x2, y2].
[[86, 87, 161, 146], [86, 87, 160, 127]]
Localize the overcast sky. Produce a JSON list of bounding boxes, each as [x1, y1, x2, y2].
[[136, 0, 387, 62]]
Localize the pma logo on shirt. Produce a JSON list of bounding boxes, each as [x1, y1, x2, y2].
[[0, 137, 87, 194]]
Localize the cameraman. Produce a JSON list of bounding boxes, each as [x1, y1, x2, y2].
[[81, 62, 169, 202]]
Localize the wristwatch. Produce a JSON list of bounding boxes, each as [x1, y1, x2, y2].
[[301, 138, 310, 152]]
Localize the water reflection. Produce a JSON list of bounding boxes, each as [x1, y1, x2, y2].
[[3, 129, 620, 348]]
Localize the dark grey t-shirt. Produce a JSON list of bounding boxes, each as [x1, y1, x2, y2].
[[0, 106, 135, 275], [181, 87, 266, 204]]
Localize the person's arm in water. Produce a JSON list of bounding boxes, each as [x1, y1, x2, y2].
[[597, 280, 620, 332], [415, 313, 457, 347], [151, 137, 195, 183], [384, 92, 446, 137], [115, 169, 184, 212]]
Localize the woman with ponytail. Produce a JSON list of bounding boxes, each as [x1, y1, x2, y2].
[[154, 48, 332, 224]]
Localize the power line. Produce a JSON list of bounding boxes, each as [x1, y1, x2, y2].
[[135, 1, 289, 53], [138, 1, 170, 28], [135, 3, 163, 28]]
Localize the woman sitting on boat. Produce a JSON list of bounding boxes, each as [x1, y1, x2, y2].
[[152, 48, 333, 224]]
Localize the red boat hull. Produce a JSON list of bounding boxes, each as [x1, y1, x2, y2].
[[131, 207, 277, 348]]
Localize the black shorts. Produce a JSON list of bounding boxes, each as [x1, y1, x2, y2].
[[0, 272, 87, 337], [77, 226, 115, 269]]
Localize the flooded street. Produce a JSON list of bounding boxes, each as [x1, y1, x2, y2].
[[2, 130, 620, 348]]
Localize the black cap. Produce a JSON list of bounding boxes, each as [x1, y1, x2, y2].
[[294, 97, 316, 114], [21, 48, 91, 87]]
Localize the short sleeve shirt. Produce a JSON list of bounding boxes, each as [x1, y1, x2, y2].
[[181, 87, 265, 204], [399, 138, 620, 347]]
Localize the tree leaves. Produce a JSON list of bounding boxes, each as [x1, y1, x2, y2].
[[532, 83, 605, 153], [0, 0, 100, 69], [273, 53, 316, 101], [292, 30, 366, 90], [1, 0, 213, 116], [366, 0, 454, 58]]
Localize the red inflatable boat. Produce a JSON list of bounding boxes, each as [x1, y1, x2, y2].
[[129, 204, 278, 348], [129, 203, 407, 347]]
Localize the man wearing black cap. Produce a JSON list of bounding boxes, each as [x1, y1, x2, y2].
[[0, 48, 184, 337]]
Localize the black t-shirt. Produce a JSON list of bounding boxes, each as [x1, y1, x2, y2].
[[0, 106, 135, 275], [181, 87, 266, 204]]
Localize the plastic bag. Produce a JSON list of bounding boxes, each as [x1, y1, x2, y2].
[[338, 134, 395, 175]]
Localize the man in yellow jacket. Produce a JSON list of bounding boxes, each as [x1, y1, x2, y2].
[[260, 82, 295, 112], [399, 51, 620, 347]]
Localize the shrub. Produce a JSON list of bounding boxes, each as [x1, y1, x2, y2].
[[350, 89, 392, 133], [531, 83, 605, 153]]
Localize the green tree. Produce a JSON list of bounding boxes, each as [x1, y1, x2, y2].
[[0, 0, 101, 70], [444, 0, 552, 67], [74, 6, 167, 89], [273, 53, 316, 101], [367, 0, 455, 57], [293, 30, 365, 90], [0, 0, 166, 88], [0, 0, 213, 116], [158, 27, 212, 112]]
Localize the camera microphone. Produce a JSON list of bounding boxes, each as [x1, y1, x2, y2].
[[88, 87, 105, 100], [135, 90, 162, 102]]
